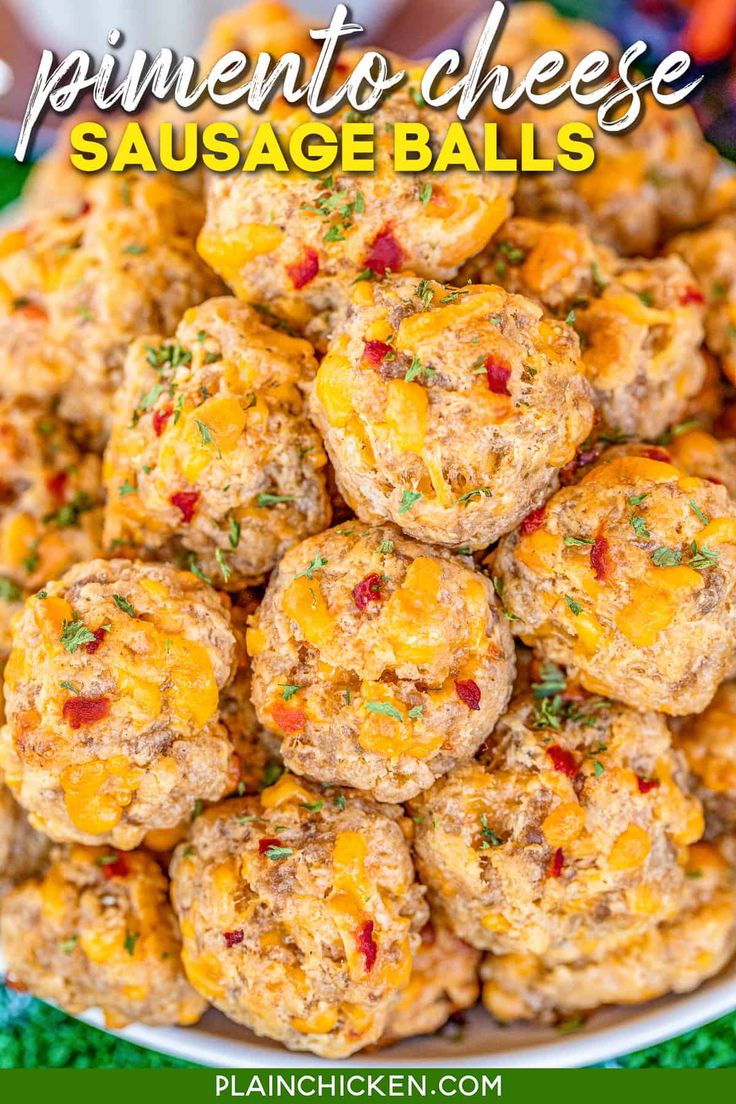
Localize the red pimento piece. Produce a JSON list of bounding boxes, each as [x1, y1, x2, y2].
[[223, 929, 244, 948], [85, 627, 108, 655], [520, 506, 547, 535], [270, 702, 306, 734], [549, 848, 565, 877], [637, 775, 660, 794], [15, 302, 47, 322], [170, 490, 199, 523], [355, 919, 378, 972], [45, 470, 68, 501], [62, 696, 110, 729], [352, 573, 384, 610], [455, 679, 481, 711], [286, 247, 319, 290], [258, 837, 282, 856], [364, 227, 403, 275], [484, 356, 511, 396], [590, 536, 612, 582], [546, 745, 578, 777], [101, 853, 129, 880], [559, 446, 601, 486], [362, 340, 392, 367], [641, 447, 671, 463], [679, 286, 705, 306], [152, 406, 172, 437], [4, 977, 28, 993]]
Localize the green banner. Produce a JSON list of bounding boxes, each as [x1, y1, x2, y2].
[[1, 1068, 735, 1103]]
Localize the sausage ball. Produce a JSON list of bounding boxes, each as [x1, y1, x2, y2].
[[102, 297, 331, 588], [675, 680, 736, 838], [249, 523, 515, 802], [494, 450, 736, 714], [411, 692, 704, 959], [666, 428, 736, 498], [668, 214, 736, 385], [380, 913, 481, 1045], [0, 785, 50, 893], [481, 838, 736, 1023], [0, 399, 103, 660], [0, 174, 222, 443], [308, 276, 593, 549], [462, 218, 706, 439], [0, 844, 206, 1027], [0, 559, 240, 848], [197, 69, 515, 347], [465, 2, 618, 69], [170, 775, 428, 1057]]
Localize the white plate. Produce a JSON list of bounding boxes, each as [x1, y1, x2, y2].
[[43, 960, 736, 1068]]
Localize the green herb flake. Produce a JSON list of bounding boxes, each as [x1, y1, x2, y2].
[[112, 594, 136, 618], [564, 595, 582, 616], [123, 930, 141, 957], [365, 700, 404, 722], [399, 490, 422, 514], [59, 616, 97, 654]]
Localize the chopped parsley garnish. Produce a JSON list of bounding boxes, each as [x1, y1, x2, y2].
[[112, 594, 136, 618], [187, 554, 211, 584], [228, 515, 241, 549], [651, 546, 682, 567], [191, 800, 204, 822], [265, 845, 293, 861], [458, 488, 492, 505], [404, 354, 435, 382], [654, 419, 700, 445], [59, 680, 78, 694], [261, 761, 284, 788], [43, 491, 94, 530], [591, 260, 607, 291], [60, 937, 78, 955], [629, 493, 648, 507], [688, 542, 719, 571], [0, 577, 21, 603], [408, 705, 424, 719], [564, 595, 582, 616], [415, 279, 434, 310], [492, 575, 518, 621], [300, 800, 324, 813], [123, 243, 146, 255], [280, 684, 304, 701], [256, 493, 295, 508], [690, 500, 710, 526], [365, 700, 403, 722], [593, 759, 605, 778], [145, 342, 191, 371], [532, 662, 567, 699], [399, 490, 422, 514], [296, 554, 328, 580], [418, 182, 432, 206], [377, 540, 394, 554], [123, 930, 140, 956], [118, 479, 136, 497], [215, 547, 232, 582], [194, 418, 214, 446], [630, 513, 650, 539], [59, 616, 97, 653], [479, 813, 505, 849], [564, 536, 595, 547], [334, 793, 347, 811]]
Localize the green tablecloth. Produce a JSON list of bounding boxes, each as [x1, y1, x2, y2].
[[0, 155, 734, 1070]]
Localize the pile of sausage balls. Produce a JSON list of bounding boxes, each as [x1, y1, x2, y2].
[[3, 0, 736, 1060]]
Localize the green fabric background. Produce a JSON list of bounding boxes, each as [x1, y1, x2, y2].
[[0, 152, 735, 1069]]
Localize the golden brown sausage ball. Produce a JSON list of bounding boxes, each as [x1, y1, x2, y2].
[[513, 103, 715, 258], [411, 692, 704, 959], [308, 276, 593, 549], [380, 913, 481, 1045], [668, 214, 736, 385], [0, 399, 103, 661], [170, 775, 428, 1057], [197, 69, 515, 346], [102, 297, 331, 588], [0, 844, 206, 1027], [465, 2, 618, 70], [494, 450, 736, 714], [463, 218, 706, 439], [666, 428, 736, 498], [248, 523, 515, 802], [0, 785, 50, 892], [481, 838, 736, 1023], [0, 174, 222, 443], [471, 5, 716, 256], [675, 681, 736, 838], [0, 559, 240, 848]]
